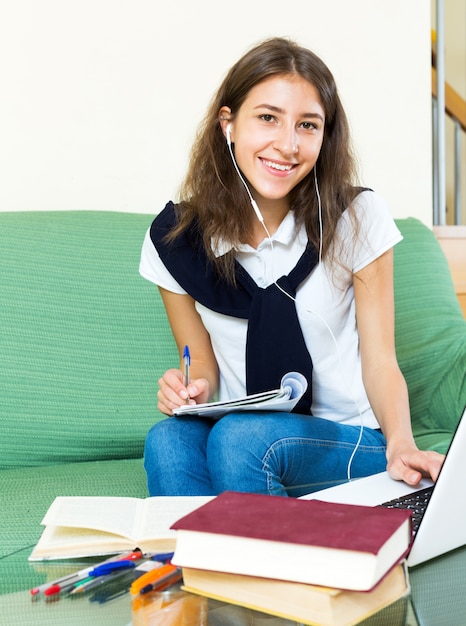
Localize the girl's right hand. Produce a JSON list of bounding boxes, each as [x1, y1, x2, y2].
[[157, 368, 210, 415]]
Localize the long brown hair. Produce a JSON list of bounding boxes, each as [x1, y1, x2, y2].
[[169, 37, 360, 283]]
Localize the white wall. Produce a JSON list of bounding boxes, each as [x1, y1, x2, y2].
[[0, 0, 432, 222]]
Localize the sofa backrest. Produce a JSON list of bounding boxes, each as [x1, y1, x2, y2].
[[0, 212, 464, 470], [0, 211, 177, 469]]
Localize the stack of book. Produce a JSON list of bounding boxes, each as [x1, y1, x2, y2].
[[170, 491, 412, 626]]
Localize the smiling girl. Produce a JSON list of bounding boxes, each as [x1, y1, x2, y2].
[[139, 37, 443, 497]]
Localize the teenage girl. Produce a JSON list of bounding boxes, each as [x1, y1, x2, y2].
[[139, 37, 444, 497]]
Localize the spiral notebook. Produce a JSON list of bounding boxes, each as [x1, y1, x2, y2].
[[173, 372, 307, 420]]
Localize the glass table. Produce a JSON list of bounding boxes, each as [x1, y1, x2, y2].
[[1, 543, 465, 625]]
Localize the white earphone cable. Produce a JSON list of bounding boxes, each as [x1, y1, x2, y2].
[[270, 170, 365, 481], [226, 135, 365, 481]]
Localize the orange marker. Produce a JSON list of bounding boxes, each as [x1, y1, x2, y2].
[[130, 563, 180, 596]]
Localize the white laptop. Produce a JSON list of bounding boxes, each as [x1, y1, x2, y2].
[[301, 407, 466, 567]]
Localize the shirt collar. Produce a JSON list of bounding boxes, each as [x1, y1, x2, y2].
[[211, 211, 306, 258]]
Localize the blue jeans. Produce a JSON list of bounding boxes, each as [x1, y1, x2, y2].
[[143, 412, 387, 497]]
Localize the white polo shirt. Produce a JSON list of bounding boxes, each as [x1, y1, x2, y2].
[[140, 190, 402, 428]]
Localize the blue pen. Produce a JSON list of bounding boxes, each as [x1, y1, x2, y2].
[[73, 568, 134, 595], [35, 549, 143, 597], [71, 559, 160, 596], [88, 560, 136, 577], [150, 551, 174, 563], [183, 345, 190, 401]]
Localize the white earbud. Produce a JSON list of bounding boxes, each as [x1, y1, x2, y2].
[[226, 123, 232, 146]]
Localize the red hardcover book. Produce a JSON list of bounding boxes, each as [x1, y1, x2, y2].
[[171, 491, 411, 591]]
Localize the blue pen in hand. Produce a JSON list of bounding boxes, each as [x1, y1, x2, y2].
[[183, 345, 190, 403]]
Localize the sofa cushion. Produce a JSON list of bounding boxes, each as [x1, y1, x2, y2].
[[394, 218, 466, 453], [0, 458, 147, 593], [0, 211, 177, 469]]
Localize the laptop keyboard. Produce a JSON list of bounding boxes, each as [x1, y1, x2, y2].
[[380, 486, 434, 536]]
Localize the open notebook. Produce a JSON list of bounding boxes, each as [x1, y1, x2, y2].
[[302, 407, 466, 567]]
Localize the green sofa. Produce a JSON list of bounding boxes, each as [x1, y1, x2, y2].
[[0, 211, 465, 595]]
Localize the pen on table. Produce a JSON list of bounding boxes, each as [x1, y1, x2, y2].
[[150, 551, 174, 563], [43, 580, 86, 597], [89, 584, 132, 604], [30, 548, 143, 596], [88, 560, 136, 577], [70, 557, 163, 595], [70, 566, 135, 595], [88, 564, 166, 604], [139, 567, 182, 595], [183, 344, 190, 402], [32, 567, 97, 597], [130, 562, 180, 596], [43, 560, 136, 597]]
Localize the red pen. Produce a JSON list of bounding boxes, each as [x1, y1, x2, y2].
[[44, 582, 74, 597], [31, 548, 143, 596]]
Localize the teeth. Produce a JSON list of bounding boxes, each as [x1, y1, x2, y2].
[[263, 160, 293, 172]]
